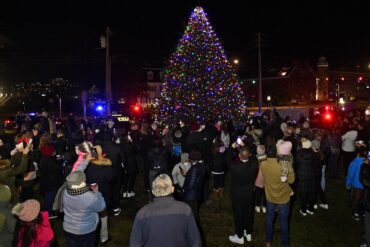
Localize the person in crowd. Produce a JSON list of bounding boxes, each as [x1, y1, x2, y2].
[[0, 183, 16, 247], [182, 149, 207, 246], [312, 138, 329, 210], [346, 148, 367, 221], [276, 140, 294, 196], [119, 132, 138, 199], [211, 138, 227, 199], [295, 139, 319, 216], [171, 153, 191, 197], [255, 145, 267, 213], [12, 199, 54, 247], [85, 145, 113, 244], [226, 141, 258, 244], [300, 121, 313, 140], [220, 122, 230, 149], [130, 174, 201, 247], [1, 140, 30, 204], [360, 157, 370, 246], [101, 132, 124, 216], [62, 171, 106, 247], [38, 134, 63, 219], [261, 145, 295, 247], [342, 126, 358, 176], [147, 135, 170, 185], [0, 136, 11, 160], [327, 129, 341, 178], [139, 122, 154, 194]]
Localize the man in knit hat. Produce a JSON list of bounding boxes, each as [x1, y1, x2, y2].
[[0, 184, 16, 247], [130, 174, 201, 247]]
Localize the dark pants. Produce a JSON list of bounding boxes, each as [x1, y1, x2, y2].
[[231, 193, 254, 237], [299, 191, 315, 211], [111, 174, 122, 210], [64, 230, 96, 247], [185, 200, 206, 247], [365, 211, 370, 245], [265, 201, 290, 247], [328, 150, 340, 178], [354, 188, 364, 215], [342, 151, 356, 177], [255, 187, 266, 207], [43, 191, 57, 216], [122, 173, 136, 192], [212, 173, 225, 189]]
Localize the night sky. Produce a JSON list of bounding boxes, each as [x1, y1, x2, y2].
[[1, 1, 369, 87]]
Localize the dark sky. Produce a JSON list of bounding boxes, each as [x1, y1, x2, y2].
[[0, 0, 370, 86]]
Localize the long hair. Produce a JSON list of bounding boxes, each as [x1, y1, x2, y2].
[[15, 213, 42, 247]]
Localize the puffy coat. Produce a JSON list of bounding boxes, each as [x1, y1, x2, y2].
[[295, 148, 318, 194], [346, 157, 365, 189], [182, 161, 207, 202], [147, 146, 170, 173], [360, 162, 370, 212], [38, 153, 63, 194], [85, 158, 113, 208]]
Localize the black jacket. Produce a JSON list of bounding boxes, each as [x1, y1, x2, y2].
[[182, 161, 207, 202], [39, 155, 63, 194], [147, 146, 170, 173], [102, 142, 124, 176], [226, 149, 258, 195], [295, 148, 319, 193], [119, 140, 138, 175], [212, 151, 226, 173], [85, 159, 113, 207]]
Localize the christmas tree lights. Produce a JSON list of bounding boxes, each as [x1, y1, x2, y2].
[[158, 6, 245, 122]]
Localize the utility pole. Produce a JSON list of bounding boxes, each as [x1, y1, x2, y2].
[[104, 26, 112, 117], [258, 32, 263, 113]]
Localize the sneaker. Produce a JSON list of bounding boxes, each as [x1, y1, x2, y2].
[[314, 204, 318, 210], [319, 203, 329, 209], [122, 192, 128, 198], [306, 209, 314, 215], [113, 207, 121, 216], [127, 192, 136, 198], [229, 234, 244, 244], [262, 206, 266, 214], [243, 230, 252, 242], [353, 213, 360, 221], [255, 206, 261, 213], [300, 210, 307, 216], [100, 237, 111, 245]]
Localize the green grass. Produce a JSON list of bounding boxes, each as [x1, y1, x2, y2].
[[51, 177, 362, 247]]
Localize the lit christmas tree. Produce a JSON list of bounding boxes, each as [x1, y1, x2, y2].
[[158, 6, 245, 122]]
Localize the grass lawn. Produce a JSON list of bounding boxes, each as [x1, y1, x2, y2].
[[51, 177, 362, 247]]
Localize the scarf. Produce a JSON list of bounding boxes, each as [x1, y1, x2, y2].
[[66, 185, 89, 196], [71, 151, 87, 173]]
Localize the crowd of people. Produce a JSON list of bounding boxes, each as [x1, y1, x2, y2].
[[0, 108, 369, 247]]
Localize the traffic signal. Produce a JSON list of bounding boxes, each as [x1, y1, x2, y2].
[[324, 113, 332, 121], [131, 104, 141, 114]]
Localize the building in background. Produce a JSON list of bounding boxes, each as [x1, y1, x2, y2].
[[137, 68, 163, 109]]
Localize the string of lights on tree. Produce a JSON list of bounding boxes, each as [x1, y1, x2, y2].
[[157, 6, 245, 123]]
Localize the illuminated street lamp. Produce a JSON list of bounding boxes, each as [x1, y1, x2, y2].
[[233, 59, 239, 65], [267, 95, 271, 107]]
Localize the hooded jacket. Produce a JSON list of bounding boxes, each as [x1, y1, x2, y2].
[[38, 146, 63, 194], [294, 148, 318, 193], [85, 148, 113, 208]]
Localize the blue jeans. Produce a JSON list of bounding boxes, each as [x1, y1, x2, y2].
[[265, 200, 290, 247], [43, 191, 57, 216]]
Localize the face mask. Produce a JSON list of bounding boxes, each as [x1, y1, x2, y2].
[[183, 162, 190, 166]]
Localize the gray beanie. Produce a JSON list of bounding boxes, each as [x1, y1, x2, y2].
[[181, 153, 189, 163], [66, 171, 86, 186]]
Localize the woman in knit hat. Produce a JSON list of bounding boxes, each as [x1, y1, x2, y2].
[[63, 170, 106, 247], [85, 145, 113, 244], [12, 199, 54, 247]]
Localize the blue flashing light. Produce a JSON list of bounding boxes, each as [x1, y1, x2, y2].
[[96, 105, 104, 112]]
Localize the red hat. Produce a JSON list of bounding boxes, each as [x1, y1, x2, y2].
[[40, 145, 56, 156], [191, 123, 201, 132], [17, 137, 30, 145]]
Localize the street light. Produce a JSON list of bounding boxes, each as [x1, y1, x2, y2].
[[233, 59, 239, 65]]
